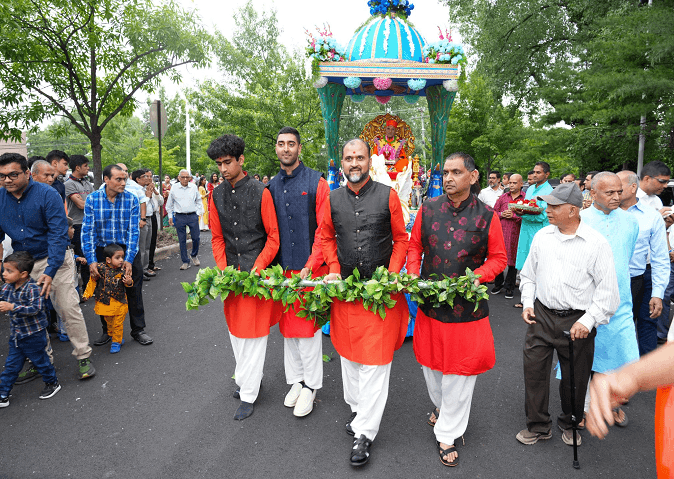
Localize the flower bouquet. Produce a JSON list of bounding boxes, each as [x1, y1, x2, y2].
[[508, 199, 543, 214], [305, 25, 346, 78], [422, 27, 467, 65], [368, 0, 414, 18]]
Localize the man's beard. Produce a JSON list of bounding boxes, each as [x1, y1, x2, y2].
[[279, 155, 298, 167], [346, 169, 369, 184]]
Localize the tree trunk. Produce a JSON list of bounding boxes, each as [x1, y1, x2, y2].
[[90, 129, 103, 189]]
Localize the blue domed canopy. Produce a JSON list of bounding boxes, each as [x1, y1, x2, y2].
[[346, 17, 426, 62]]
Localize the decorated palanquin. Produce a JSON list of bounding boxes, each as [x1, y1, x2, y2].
[[360, 113, 415, 176]]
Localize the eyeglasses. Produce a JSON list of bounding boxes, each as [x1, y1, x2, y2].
[[179, 176, 191, 180], [0, 171, 23, 180], [654, 178, 669, 185]]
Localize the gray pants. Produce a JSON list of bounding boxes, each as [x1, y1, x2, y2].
[[138, 223, 151, 271]]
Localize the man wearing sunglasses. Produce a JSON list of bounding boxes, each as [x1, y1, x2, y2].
[[637, 161, 671, 211]]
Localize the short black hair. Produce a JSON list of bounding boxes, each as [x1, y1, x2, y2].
[[46, 150, 69, 165], [69, 154, 89, 171], [503, 172, 512, 180], [586, 170, 599, 179], [641, 161, 671, 180], [27, 156, 46, 169], [131, 169, 146, 182], [103, 243, 124, 260], [535, 161, 550, 174], [103, 164, 124, 180], [527, 170, 535, 176], [253, 174, 260, 180], [342, 138, 371, 158], [489, 170, 502, 179], [4, 251, 35, 274], [207, 134, 245, 160], [277, 126, 301, 144], [0, 153, 28, 172], [445, 152, 476, 172]]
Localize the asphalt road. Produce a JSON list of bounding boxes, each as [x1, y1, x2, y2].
[[0, 236, 657, 479]]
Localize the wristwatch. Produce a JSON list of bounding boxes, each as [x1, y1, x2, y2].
[[140, 217, 147, 221]]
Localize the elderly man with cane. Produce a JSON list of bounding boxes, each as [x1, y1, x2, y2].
[[516, 183, 619, 448]]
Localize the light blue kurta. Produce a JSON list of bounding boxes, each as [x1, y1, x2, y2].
[[581, 206, 640, 373], [515, 181, 553, 270]]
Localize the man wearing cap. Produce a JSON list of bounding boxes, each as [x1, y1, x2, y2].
[[579, 172, 639, 427], [373, 119, 408, 172], [516, 182, 619, 447]]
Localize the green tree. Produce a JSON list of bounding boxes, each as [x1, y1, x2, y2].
[[131, 138, 181, 177], [189, 2, 324, 177], [0, 0, 213, 186]]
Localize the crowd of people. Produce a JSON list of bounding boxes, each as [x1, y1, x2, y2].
[[1, 135, 673, 474]]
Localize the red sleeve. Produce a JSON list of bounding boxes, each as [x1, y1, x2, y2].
[[209, 195, 227, 269], [305, 177, 330, 271], [474, 212, 508, 283], [252, 189, 280, 273], [320, 194, 340, 274], [407, 208, 423, 275], [388, 189, 409, 273]]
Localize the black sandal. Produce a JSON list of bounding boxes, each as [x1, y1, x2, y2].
[[437, 441, 458, 467], [428, 407, 439, 427]]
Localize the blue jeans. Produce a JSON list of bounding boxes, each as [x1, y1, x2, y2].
[[0, 330, 57, 396], [657, 263, 674, 340], [174, 213, 200, 264]]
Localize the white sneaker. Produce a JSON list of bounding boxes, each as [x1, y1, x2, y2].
[[180, 263, 190, 270], [191, 256, 201, 266], [284, 383, 303, 408], [293, 387, 317, 417]]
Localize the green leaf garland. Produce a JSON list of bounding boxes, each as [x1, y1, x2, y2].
[[184, 265, 489, 327]]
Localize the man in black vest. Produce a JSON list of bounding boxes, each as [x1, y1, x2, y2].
[[267, 127, 330, 418], [407, 152, 507, 467], [322, 138, 410, 467], [207, 134, 282, 421]]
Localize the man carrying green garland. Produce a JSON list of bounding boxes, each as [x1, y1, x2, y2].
[[407, 152, 507, 467], [321, 138, 409, 467]]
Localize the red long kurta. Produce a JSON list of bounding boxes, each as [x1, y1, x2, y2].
[[492, 191, 524, 267], [279, 178, 330, 338], [408, 207, 507, 375], [209, 188, 282, 338], [321, 179, 410, 365]]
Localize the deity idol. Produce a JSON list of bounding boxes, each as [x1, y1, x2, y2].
[[373, 119, 409, 172]]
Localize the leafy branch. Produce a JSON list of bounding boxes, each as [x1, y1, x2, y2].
[[183, 265, 489, 327]]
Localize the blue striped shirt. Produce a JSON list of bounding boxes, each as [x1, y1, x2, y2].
[[81, 187, 140, 264], [0, 279, 48, 342]]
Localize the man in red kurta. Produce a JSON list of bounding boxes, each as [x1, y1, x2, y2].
[[267, 126, 330, 417], [207, 134, 282, 420], [321, 138, 409, 467], [491, 173, 524, 299], [408, 152, 507, 467]]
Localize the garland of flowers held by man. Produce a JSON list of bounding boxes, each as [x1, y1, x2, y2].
[[183, 264, 489, 327]]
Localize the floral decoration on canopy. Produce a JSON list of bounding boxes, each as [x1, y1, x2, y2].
[[367, 0, 414, 18]]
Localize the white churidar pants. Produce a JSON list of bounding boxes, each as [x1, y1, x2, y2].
[[423, 366, 477, 445], [283, 329, 323, 390], [229, 333, 268, 404], [341, 357, 392, 441]]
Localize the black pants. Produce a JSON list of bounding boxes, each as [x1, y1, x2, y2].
[[148, 214, 158, 270], [494, 266, 517, 291], [631, 272, 645, 324], [95, 245, 146, 335], [523, 300, 595, 433], [72, 224, 90, 291]]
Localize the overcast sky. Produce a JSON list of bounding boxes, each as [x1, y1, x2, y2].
[[164, 0, 457, 95]]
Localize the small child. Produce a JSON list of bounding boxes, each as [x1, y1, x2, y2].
[[83, 244, 133, 353], [0, 251, 61, 407]]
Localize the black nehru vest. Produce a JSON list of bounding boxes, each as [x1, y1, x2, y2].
[[330, 179, 393, 279], [419, 194, 492, 323], [212, 175, 267, 272]]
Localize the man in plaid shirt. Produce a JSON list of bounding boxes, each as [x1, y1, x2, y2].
[[0, 251, 61, 406], [82, 164, 153, 346]]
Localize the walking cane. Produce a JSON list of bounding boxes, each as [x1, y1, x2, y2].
[[563, 330, 580, 469]]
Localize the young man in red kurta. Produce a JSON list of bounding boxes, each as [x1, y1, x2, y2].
[[321, 138, 409, 467], [408, 152, 507, 467], [267, 126, 330, 417], [207, 134, 282, 420]]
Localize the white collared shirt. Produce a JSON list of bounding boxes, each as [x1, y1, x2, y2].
[[520, 221, 620, 331], [637, 188, 664, 210], [166, 182, 203, 218], [477, 186, 503, 207]]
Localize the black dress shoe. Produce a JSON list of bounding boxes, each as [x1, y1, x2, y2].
[[145, 270, 157, 277], [132, 331, 153, 345], [345, 411, 357, 436], [350, 435, 372, 467], [142, 276, 151, 282], [93, 332, 111, 346]]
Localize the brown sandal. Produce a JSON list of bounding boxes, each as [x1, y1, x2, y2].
[[437, 442, 458, 467], [428, 407, 439, 427]]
